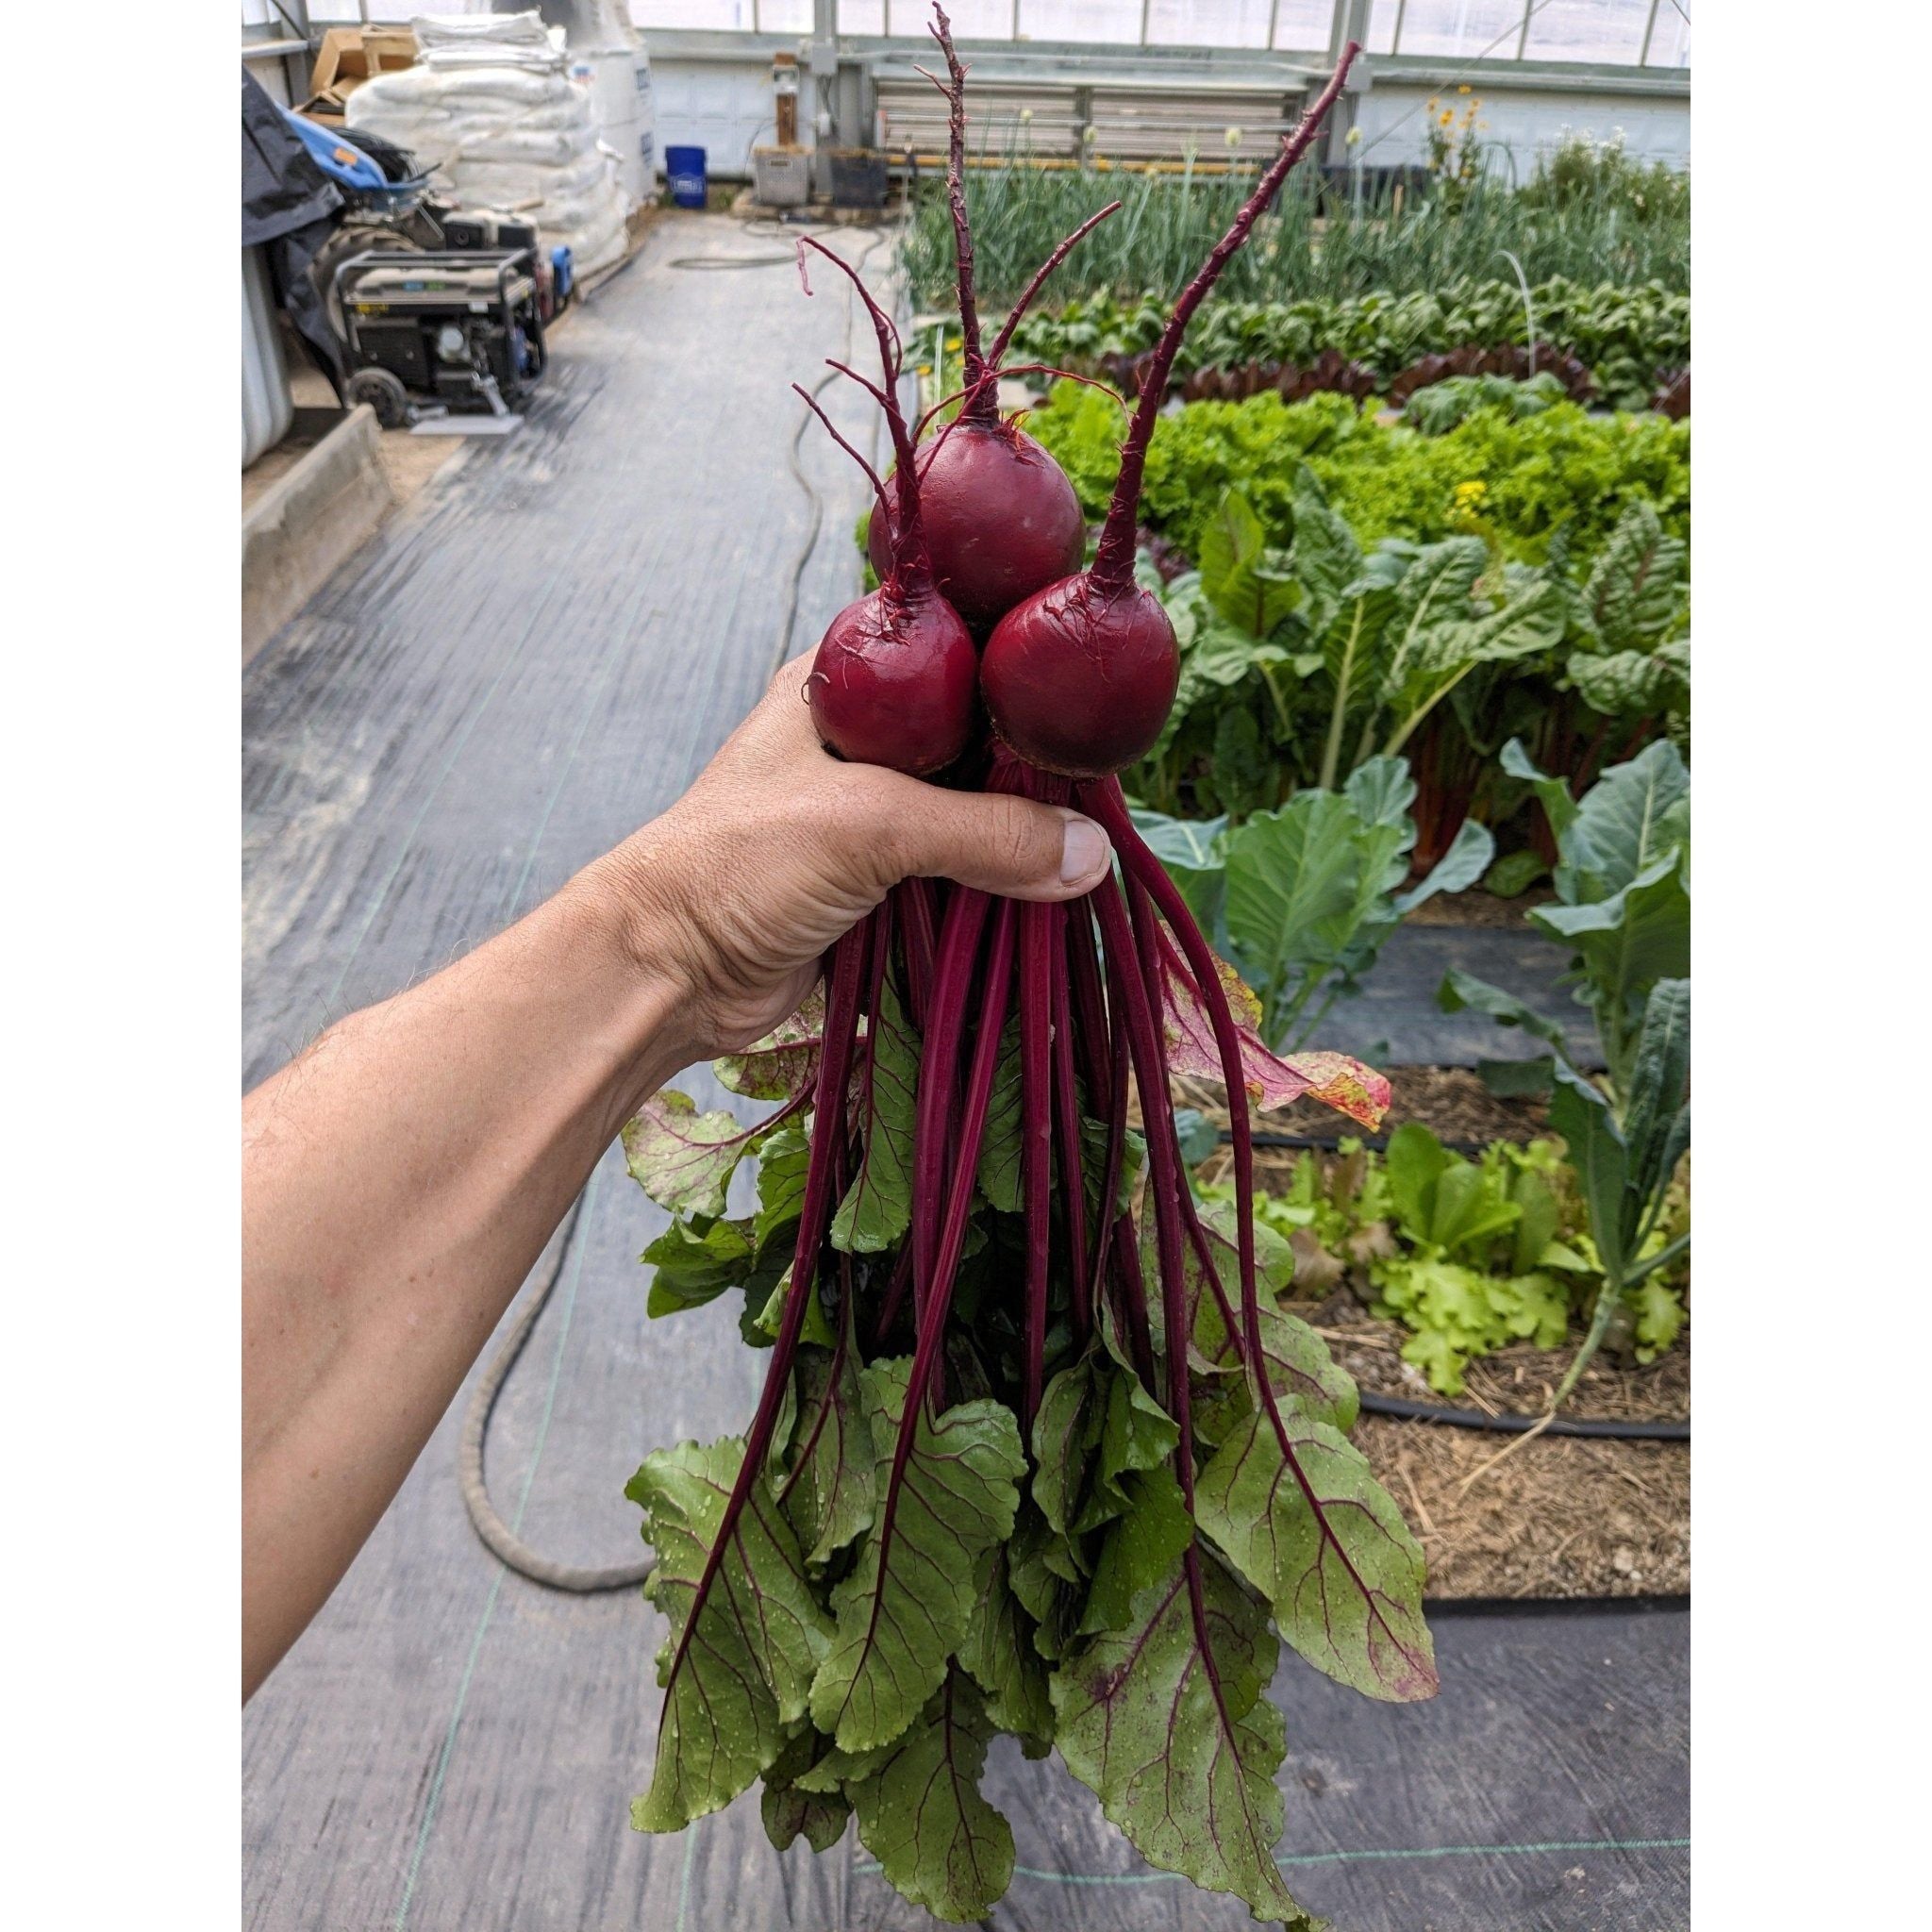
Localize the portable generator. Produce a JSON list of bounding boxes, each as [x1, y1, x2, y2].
[[333, 249, 547, 427]]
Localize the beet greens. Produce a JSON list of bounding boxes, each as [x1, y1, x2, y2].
[[624, 24, 1424, 1925]]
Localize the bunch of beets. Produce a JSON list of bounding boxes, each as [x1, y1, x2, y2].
[[622, 18, 1433, 1925]]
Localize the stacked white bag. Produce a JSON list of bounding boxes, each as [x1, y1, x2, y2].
[[347, 10, 631, 276]]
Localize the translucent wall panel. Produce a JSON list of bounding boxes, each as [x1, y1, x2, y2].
[[1395, 1, 1529, 58], [1647, 5, 1690, 67], [1023, 0, 1147, 42], [1274, 0, 1341, 50], [886, 0, 1012, 34], [1522, 0, 1647, 64], [1365, 1, 1399, 54], [1141, 0, 1273, 48], [629, 1, 757, 27], [761, 0, 814, 25], [840, 0, 887, 27]]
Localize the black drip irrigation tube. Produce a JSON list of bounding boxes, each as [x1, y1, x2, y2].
[[1357, 1391, 1688, 1441], [1218, 1132, 1690, 1443]]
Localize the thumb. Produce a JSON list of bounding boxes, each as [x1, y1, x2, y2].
[[879, 782, 1113, 902]]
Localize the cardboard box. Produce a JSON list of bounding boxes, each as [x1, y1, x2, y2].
[[299, 26, 417, 125]]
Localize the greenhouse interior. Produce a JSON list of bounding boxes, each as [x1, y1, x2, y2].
[[242, 3, 1690, 1927]]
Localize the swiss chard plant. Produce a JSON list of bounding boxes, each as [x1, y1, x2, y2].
[[1206, 1120, 1687, 1396], [1134, 754, 1493, 1052], [1441, 735, 1690, 1108]]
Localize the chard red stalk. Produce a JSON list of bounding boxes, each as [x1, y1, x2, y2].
[[656, 920, 871, 1698]]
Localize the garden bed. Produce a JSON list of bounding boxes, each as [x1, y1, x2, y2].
[[1174, 1074, 1688, 1601], [1318, 1307, 1688, 1602]]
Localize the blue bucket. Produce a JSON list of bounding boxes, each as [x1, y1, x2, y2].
[[665, 144, 707, 209]]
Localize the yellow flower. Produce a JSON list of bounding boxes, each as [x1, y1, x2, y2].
[[1439, 109, 1454, 126], [1457, 84, 1472, 94]]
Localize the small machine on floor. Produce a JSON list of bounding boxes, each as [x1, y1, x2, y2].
[[333, 249, 547, 431]]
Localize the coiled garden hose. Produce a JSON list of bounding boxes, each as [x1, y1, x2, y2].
[[459, 1192, 654, 1593]]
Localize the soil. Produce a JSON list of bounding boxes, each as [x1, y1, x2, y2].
[[1307, 1301, 1688, 1601], [1177, 1065, 1551, 1153], [1165, 1075, 1689, 1601], [1403, 884, 1556, 928]]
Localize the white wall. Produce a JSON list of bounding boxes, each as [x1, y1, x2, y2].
[[1356, 83, 1689, 176], [649, 58, 784, 176]]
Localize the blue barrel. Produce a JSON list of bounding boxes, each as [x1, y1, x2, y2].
[[665, 144, 707, 208]]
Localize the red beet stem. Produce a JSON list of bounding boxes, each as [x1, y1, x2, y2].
[[893, 877, 938, 1031], [1098, 784, 1435, 1692], [911, 887, 991, 1328], [658, 919, 871, 1698], [1048, 914, 1090, 1341], [1019, 898, 1054, 1431], [797, 235, 925, 562], [1090, 43, 1361, 590], [1089, 874, 1201, 1491], [816, 902, 1017, 1753], [911, 895, 1016, 1400], [792, 381, 891, 531], [984, 201, 1124, 372], [922, 7, 985, 407]]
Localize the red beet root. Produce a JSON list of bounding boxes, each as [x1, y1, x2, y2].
[[792, 234, 977, 775], [808, 582, 977, 774], [983, 46, 1360, 779], [865, 420, 1086, 633], [979, 574, 1178, 779]]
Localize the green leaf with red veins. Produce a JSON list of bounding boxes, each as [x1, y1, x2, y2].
[[1188, 1203, 1360, 1438], [627, 1437, 835, 1832], [848, 1675, 1016, 1924], [779, 1327, 875, 1568], [831, 979, 918, 1254], [958, 1545, 1054, 1750], [716, 985, 827, 1099], [808, 1358, 1026, 1752], [760, 1729, 851, 1855], [623, 1091, 765, 1220], [1156, 942, 1391, 1129], [974, 1018, 1025, 1213], [1030, 1357, 1102, 1540], [1052, 1557, 1320, 1928], [1192, 1407, 1438, 1703], [1079, 1465, 1194, 1635]]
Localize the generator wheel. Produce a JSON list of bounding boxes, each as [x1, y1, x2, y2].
[[346, 367, 411, 429]]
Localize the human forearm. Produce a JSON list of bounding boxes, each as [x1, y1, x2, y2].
[[240, 650, 1112, 1699], [241, 859, 692, 1696]]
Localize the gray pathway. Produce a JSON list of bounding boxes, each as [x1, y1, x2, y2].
[[242, 211, 1683, 1932]]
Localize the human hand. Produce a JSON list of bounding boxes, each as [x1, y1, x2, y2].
[[596, 648, 1113, 1055]]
